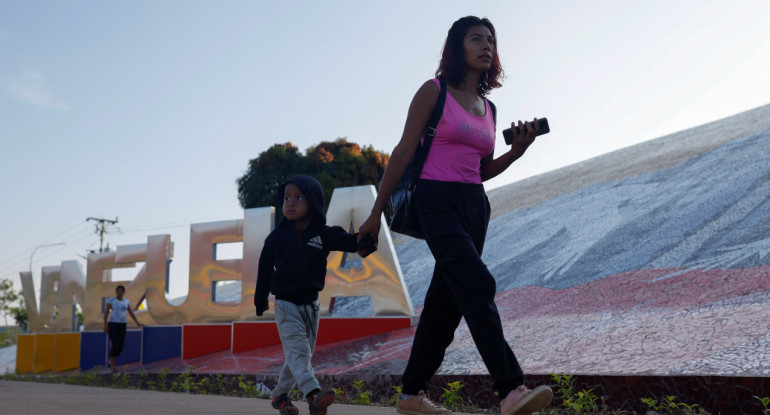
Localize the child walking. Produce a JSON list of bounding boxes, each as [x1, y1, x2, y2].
[[255, 175, 377, 415]]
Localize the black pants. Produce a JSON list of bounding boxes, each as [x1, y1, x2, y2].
[[108, 322, 127, 358], [401, 180, 524, 397]]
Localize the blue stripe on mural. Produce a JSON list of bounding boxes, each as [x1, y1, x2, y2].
[[141, 326, 182, 365], [115, 330, 142, 366], [79, 331, 107, 371]]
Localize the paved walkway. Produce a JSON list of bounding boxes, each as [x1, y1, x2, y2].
[[0, 380, 478, 415]]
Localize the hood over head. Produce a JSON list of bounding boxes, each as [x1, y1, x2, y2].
[[277, 175, 326, 225]]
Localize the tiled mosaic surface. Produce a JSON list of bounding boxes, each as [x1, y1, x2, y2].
[[121, 116, 770, 413], [125, 265, 770, 413], [150, 265, 770, 377]]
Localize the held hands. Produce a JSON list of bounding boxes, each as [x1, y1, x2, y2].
[[356, 233, 378, 258], [510, 117, 540, 151], [358, 215, 381, 246]]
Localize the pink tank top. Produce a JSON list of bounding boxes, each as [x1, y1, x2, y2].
[[419, 79, 495, 184]]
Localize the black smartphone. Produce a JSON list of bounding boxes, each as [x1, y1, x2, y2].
[[503, 118, 550, 145]]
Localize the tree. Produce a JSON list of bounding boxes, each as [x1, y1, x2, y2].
[[11, 299, 28, 333], [0, 278, 20, 328], [237, 142, 305, 212], [236, 138, 389, 220]]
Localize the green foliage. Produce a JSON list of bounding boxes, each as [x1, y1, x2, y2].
[[552, 373, 575, 409], [236, 138, 389, 220], [0, 326, 20, 347], [1, 278, 21, 332], [551, 372, 601, 414], [756, 396, 770, 414], [1, 369, 749, 415], [642, 395, 708, 415], [440, 381, 466, 409], [171, 366, 195, 393], [351, 379, 372, 405], [145, 377, 158, 391], [207, 376, 225, 395], [388, 385, 403, 407], [157, 367, 170, 391], [62, 373, 80, 385], [641, 397, 658, 409], [113, 371, 132, 389], [237, 142, 305, 212], [10, 296, 28, 333], [195, 377, 209, 395], [289, 388, 303, 401], [82, 368, 101, 386], [0, 371, 19, 379], [135, 368, 146, 390], [332, 386, 346, 403], [238, 376, 261, 398]]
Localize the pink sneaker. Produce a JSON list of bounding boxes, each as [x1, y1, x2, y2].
[[396, 390, 452, 415], [500, 385, 553, 415]]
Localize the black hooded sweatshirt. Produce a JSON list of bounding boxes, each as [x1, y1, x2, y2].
[[254, 175, 360, 308]]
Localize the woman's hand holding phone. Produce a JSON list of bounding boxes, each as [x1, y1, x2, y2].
[[503, 117, 550, 146]]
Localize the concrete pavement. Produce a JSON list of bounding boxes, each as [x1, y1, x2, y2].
[[0, 380, 480, 415]]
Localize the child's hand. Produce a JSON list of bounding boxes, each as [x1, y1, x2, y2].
[[255, 298, 269, 316], [357, 233, 377, 258]]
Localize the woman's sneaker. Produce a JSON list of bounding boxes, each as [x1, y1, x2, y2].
[[271, 394, 299, 415], [396, 390, 452, 414], [500, 385, 553, 415], [307, 388, 335, 415]]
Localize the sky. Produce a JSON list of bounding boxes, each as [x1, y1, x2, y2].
[[1, 0, 769, 304]]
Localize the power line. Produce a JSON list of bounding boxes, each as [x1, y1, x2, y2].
[[0, 230, 97, 279], [32, 231, 99, 265], [3, 213, 237, 274], [86, 217, 118, 254], [0, 221, 92, 269]]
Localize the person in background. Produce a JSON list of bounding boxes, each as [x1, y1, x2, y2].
[[103, 284, 142, 371]]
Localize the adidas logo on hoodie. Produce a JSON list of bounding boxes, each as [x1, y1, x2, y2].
[[307, 235, 323, 250]]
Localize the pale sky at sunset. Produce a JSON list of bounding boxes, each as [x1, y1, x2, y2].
[[2, 0, 769, 301]]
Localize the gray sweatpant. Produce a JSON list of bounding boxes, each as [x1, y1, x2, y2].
[[272, 299, 321, 399]]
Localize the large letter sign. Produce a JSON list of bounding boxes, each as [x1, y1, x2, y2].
[[322, 186, 413, 315], [19, 185, 414, 332]]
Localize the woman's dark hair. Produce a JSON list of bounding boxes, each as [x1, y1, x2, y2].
[[436, 16, 503, 97], [116, 285, 125, 292]]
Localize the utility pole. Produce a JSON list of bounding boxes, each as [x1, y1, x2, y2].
[[86, 217, 118, 253]]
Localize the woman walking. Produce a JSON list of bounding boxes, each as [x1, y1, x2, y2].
[[358, 16, 553, 415]]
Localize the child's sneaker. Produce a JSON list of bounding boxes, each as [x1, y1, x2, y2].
[[307, 388, 335, 415], [499, 385, 553, 415], [396, 390, 452, 414], [271, 393, 299, 415]]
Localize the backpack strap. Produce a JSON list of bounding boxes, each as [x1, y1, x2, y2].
[[423, 79, 447, 140], [488, 99, 497, 125], [410, 79, 447, 183]]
